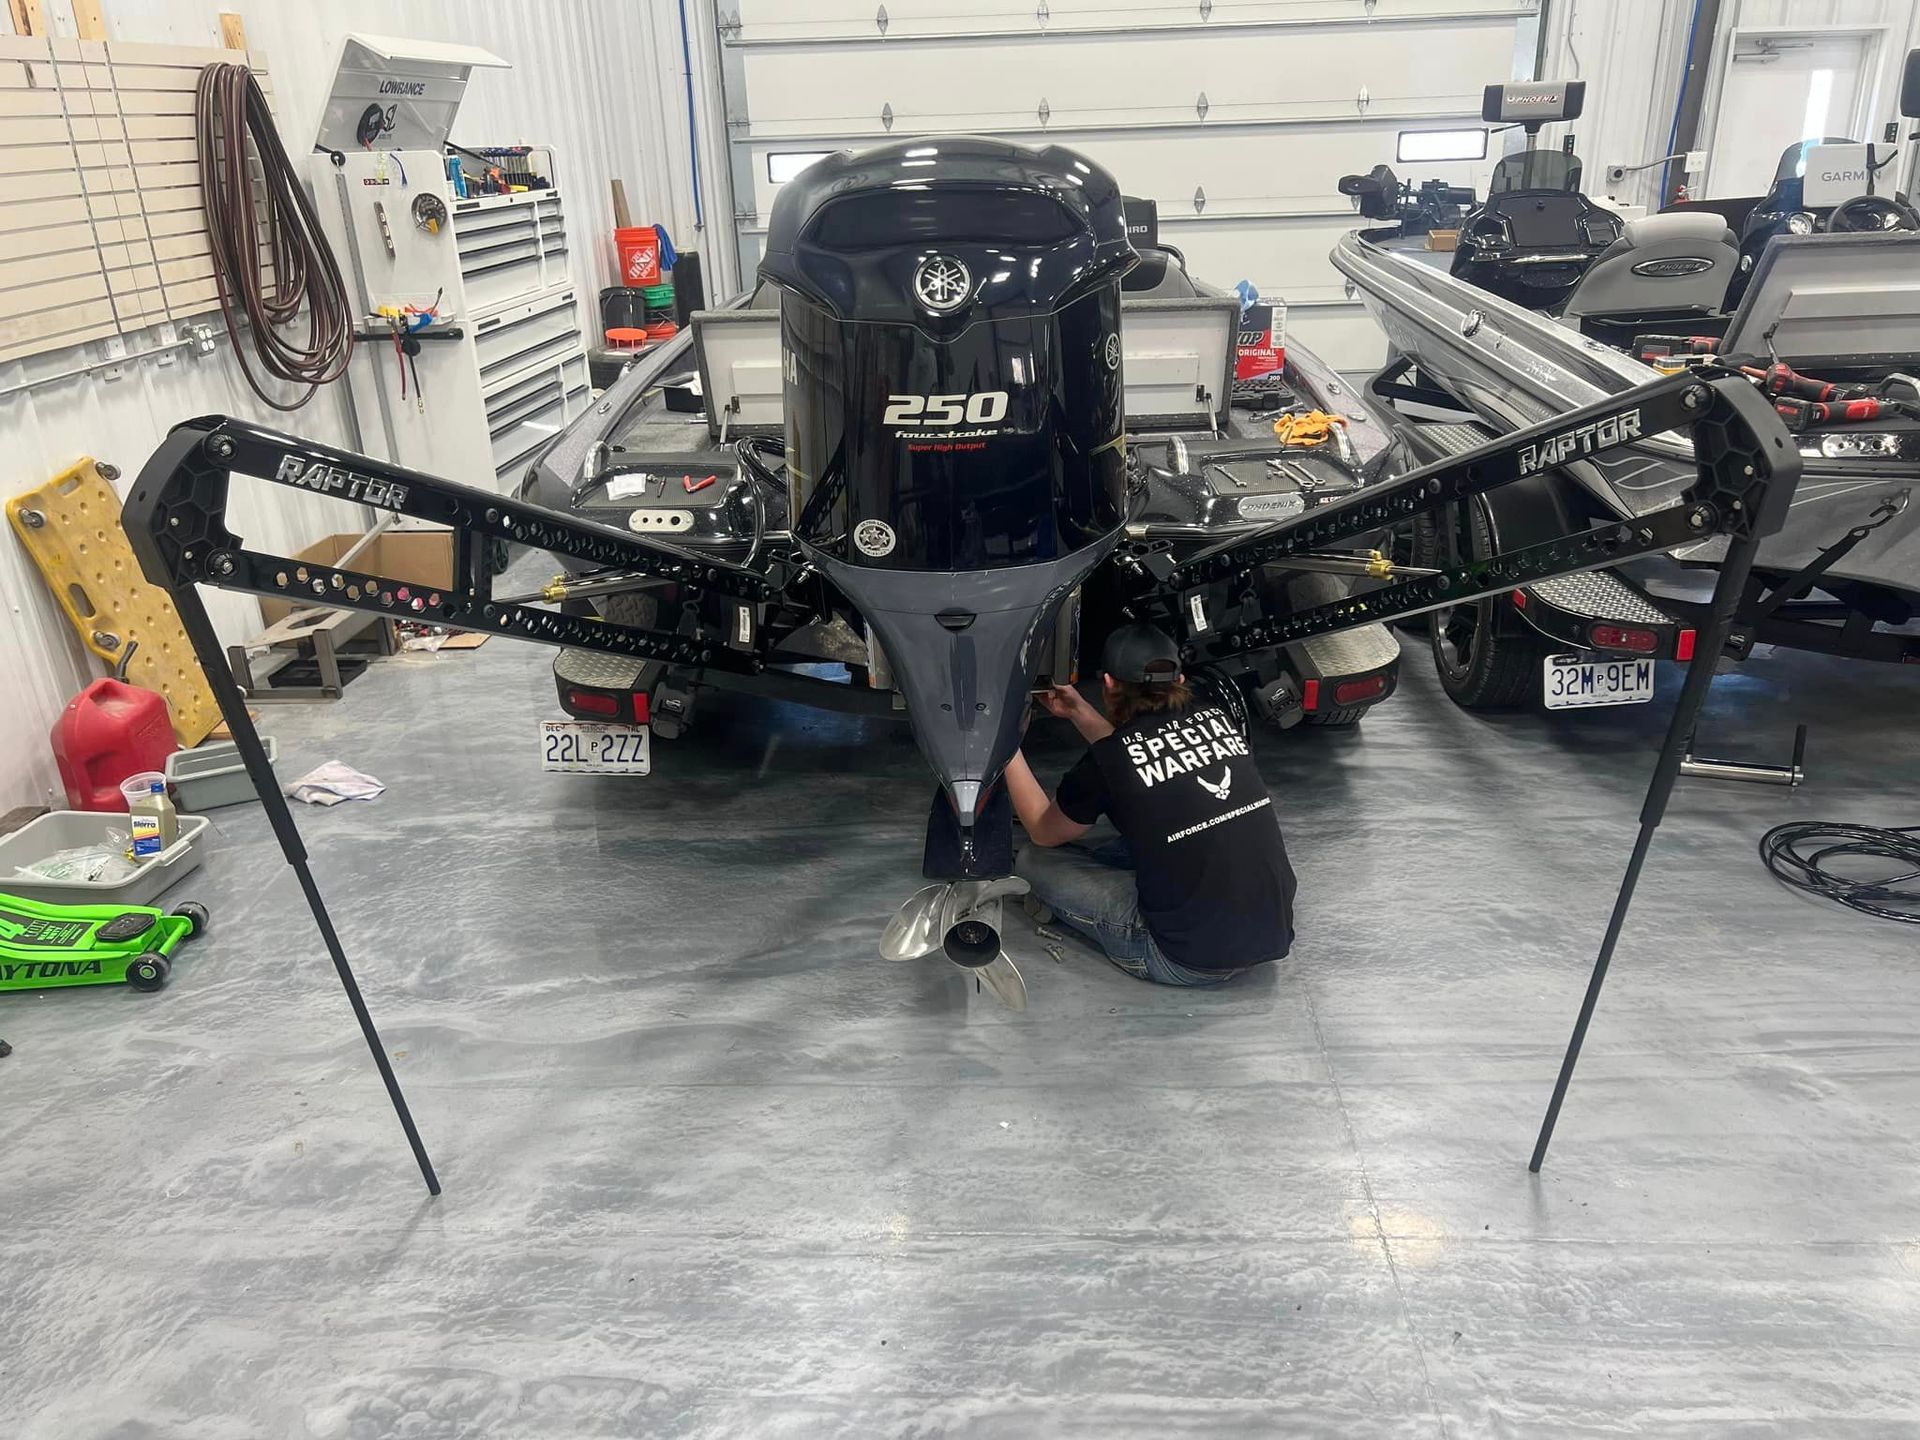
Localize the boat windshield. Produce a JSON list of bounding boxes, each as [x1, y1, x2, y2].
[[1488, 150, 1583, 195], [1771, 137, 1860, 185]]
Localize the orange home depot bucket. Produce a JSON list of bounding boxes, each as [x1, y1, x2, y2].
[[615, 226, 662, 285]]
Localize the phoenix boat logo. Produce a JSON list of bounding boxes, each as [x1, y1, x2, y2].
[[1631, 256, 1714, 278], [1518, 409, 1644, 477], [913, 255, 971, 312]]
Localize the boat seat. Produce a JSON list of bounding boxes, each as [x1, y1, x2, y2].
[[1561, 211, 1739, 321], [1123, 247, 1200, 298]]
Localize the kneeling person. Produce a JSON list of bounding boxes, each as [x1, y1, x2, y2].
[[1005, 623, 1297, 986]]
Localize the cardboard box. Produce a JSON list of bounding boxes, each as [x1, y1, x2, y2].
[[258, 529, 454, 626], [1427, 229, 1461, 253], [1235, 301, 1288, 384]]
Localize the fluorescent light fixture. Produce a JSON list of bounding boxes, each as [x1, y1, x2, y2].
[[1396, 128, 1489, 163], [766, 150, 833, 184]]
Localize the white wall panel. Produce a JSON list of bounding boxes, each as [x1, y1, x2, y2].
[[1533, 0, 1920, 211], [729, 0, 1533, 42], [737, 19, 1520, 137], [721, 3, 1534, 374], [1533, 0, 1692, 211], [1692, 0, 1920, 199], [1, 1, 724, 809]]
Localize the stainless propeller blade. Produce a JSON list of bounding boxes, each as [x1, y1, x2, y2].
[[880, 883, 949, 961], [975, 952, 1028, 1011]]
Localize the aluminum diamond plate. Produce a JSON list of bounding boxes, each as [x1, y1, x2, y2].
[[554, 647, 649, 690], [1528, 572, 1675, 626]]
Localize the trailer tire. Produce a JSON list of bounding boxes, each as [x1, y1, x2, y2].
[[1427, 498, 1548, 709], [1306, 706, 1366, 728]]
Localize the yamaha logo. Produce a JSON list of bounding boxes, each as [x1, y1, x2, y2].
[[1631, 256, 1714, 278], [913, 255, 971, 313], [1104, 333, 1121, 371]]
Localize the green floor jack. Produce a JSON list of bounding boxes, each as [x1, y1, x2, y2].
[[0, 892, 209, 1000]]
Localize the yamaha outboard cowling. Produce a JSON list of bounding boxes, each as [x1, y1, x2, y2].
[[760, 137, 1135, 876]]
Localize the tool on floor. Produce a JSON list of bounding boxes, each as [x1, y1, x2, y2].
[[0, 892, 209, 994], [1680, 722, 1808, 787]]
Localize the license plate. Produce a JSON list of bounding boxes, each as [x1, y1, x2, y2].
[[540, 721, 651, 774], [1543, 654, 1656, 710]]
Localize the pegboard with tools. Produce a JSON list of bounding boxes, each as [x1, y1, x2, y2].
[[7, 457, 220, 745], [0, 31, 276, 364]]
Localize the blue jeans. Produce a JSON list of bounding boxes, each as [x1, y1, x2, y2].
[[1015, 836, 1242, 988]]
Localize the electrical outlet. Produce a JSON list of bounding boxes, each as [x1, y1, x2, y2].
[[1605, 163, 1629, 188], [1685, 149, 1707, 174]]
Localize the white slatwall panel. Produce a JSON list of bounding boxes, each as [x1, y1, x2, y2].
[[1, 0, 726, 810]]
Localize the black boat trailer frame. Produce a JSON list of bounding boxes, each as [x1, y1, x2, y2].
[[121, 370, 1799, 1193]]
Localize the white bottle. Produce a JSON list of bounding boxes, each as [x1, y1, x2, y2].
[[130, 779, 179, 858]]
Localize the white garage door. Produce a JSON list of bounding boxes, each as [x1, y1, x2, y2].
[[715, 0, 1535, 372]]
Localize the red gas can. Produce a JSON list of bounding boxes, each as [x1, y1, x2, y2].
[[50, 679, 178, 812]]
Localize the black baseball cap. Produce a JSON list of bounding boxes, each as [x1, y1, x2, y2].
[[1101, 623, 1181, 684]]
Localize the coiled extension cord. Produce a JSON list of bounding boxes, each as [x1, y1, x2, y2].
[[195, 62, 353, 409], [1759, 821, 1920, 925]]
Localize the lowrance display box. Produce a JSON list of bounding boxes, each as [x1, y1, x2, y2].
[[1235, 301, 1287, 383]]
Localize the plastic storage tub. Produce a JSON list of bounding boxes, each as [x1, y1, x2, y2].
[[0, 810, 210, 907], [165, 737, 277, 811]]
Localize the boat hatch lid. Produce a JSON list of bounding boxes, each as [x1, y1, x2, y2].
[[1720, 232, 1920, 369]]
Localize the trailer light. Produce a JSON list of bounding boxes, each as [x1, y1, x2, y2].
[[1333, 674, 1389, 706], [1589, 624, 1659, 654], [631, 692, 652, 725], [1302, 678, 1321, 712], [1675, 629, 1696, 662], [1512, 589, 1528, 609], [565, 687, 621, 717]]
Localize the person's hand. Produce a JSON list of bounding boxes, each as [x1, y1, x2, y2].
[[1040, 684, 1114, 742], [1038, 684, 1093, 722]]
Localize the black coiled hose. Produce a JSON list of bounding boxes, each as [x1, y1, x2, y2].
[[195, 62, 354, 410], [1759, 821, 1920, 925]]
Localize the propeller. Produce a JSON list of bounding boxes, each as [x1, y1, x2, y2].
[[878, 878, 1033, 1010]]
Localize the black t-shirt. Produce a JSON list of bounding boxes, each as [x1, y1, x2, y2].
[[1055, 702, 1296, 971]]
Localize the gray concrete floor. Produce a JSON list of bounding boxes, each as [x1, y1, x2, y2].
[[4, 609, 1920, 1438]]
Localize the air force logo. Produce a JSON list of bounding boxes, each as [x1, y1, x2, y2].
[[1196, 767, 1233, 802]]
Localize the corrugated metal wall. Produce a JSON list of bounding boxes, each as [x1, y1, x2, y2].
[[0, 1, 724, 809]]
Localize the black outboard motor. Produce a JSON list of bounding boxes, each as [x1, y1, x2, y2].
[[758, 137, 1136, 878]]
